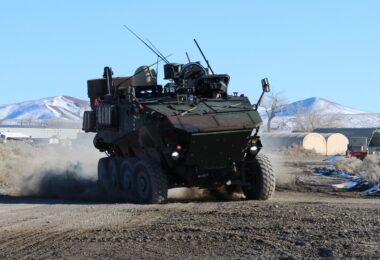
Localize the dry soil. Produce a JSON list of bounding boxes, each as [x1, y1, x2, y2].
[[0, 143, 379, 259]]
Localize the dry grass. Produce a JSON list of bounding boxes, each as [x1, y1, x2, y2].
[[336, 155, 380, 185], [280, 144, 324, 160]]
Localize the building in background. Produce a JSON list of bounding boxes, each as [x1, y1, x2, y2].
[[314, 128, 380, 154]]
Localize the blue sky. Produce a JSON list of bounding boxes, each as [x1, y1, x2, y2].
[[0, 1, 379, 112]]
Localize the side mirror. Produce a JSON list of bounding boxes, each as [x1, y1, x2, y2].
[[254, 78, 271, 111], [261, 78, 270, 93]]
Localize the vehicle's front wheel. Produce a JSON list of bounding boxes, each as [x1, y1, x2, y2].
[[242, 154, 275, 200]]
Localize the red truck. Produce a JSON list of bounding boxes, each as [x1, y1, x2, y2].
[[346, 137, 368, 160]]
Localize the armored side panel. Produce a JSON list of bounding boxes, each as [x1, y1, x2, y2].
[[96, 104, 118, 129], [82, 111, 96, 132]]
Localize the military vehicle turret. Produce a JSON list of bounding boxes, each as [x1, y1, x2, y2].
[[83, 43, 275, 204]]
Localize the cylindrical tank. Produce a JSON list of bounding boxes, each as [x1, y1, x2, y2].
[[322, 133, 349, 155], [261, 132, 326, 155], [302, 133, 326, 155]]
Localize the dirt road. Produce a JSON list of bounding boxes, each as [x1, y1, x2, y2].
[[0, 144, 379, 259], [0, 191, 379, 259]]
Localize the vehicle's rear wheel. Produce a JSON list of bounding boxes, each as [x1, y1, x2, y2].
[[119, 158, 135, 201], [133, 159, 168, 204], [97, 157, 111, 192], [242, 154, 275, 200], [108, 157, 121, 196]]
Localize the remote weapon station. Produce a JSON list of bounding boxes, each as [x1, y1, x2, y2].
[[83, 29, 275, 203]]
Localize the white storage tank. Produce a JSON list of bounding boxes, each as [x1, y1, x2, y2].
[[322, 133, 349, 155], [261, 132, 326, 155], [302, 133, 327, 155]]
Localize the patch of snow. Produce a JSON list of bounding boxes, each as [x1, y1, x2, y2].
[[315, 166, 379, 195], [258, 96, 380, 132], [332, 181, 360, 190], [0, 96, 90, 122], [364, 183, 380, 195], [275, 97, 367, 116]]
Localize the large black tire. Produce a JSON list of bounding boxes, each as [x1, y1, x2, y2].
[[98, 157, 120, 199], [132, 159, 168, 204], [243, 154, 276, 200], [119, 158, 135, 201], [97, 157, 111, 192], [108, 157, 121, 195]]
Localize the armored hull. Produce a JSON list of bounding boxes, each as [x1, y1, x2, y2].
[[83, 63, 275, 203]]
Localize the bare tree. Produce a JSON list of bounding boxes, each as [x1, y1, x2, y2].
[[17, 119, 25, 126], [39, 120, 48, 127], [25, 117, 33, 126], [261, 92, 287, 132], [294, 105, 342, 132]]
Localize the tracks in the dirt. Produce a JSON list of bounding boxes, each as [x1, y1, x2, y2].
[[0, 191, 379, 259], [0, 229, 78, 259], [0, 152, 378, 259]]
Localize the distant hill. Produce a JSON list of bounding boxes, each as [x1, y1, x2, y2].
[[259, 97, 380, 131], [0, 96, 89, 125], [0, 95, 378, 130], [275, 97, 366, 116]]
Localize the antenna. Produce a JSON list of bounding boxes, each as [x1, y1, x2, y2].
[[186, 52, 191, 63], [123, 25, 169, 64], [156, 55, 159, 81], [193, 39, 214, 74], [146, 38, 170, 63]]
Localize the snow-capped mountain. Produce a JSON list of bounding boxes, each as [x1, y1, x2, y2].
[[260, 97, 380, 131], [0, 95, 378, 130], [276, 97, 366, 116], [0, 96, 90, 123]]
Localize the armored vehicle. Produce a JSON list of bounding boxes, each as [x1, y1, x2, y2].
[[83, 54, 275, 203]]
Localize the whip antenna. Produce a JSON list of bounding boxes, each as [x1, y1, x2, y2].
[[123, 25, 169, 64], [193, 39, 214, 74]]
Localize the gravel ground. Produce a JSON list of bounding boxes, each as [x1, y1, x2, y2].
[[0, 191, 379, 259], [0, 144, 379, 259]]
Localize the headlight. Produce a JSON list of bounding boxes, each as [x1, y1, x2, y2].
[[249, 145, 258, 155], [171, 151, 180, 160]]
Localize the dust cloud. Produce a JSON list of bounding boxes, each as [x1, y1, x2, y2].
[[169, 188, 209, 200], [0, 141, 231, 202], [263, 144, 323, 190], [0, 141, 102, 200], [0, 139, 336, 202]]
